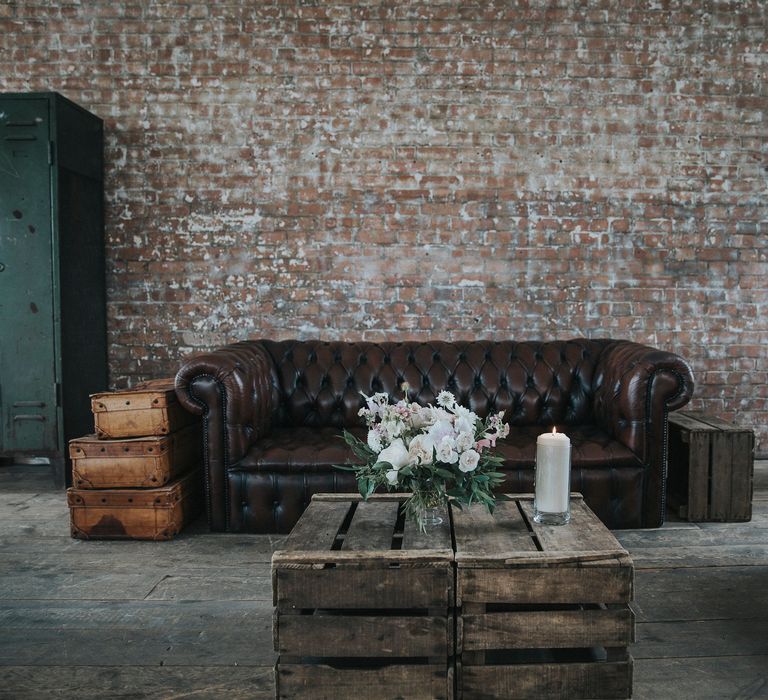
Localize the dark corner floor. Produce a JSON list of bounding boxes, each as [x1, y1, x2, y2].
[[0, 460, 767, 699]]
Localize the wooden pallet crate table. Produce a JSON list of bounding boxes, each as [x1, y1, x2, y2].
[[271, 494, 455, 700], [453, 495, 635, 700], [668, 411, 755, 522]]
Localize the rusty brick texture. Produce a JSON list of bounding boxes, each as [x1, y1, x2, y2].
[[1, 1, 766, 451]]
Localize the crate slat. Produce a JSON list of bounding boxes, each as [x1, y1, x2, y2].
[[276, 613, 451, 657], [276, 663, 452, 700], [452, 500, 536, 559], [459, 565, 633, 606], [402, 505, 452, 550], [282, 500, 350, 552], [710, 429, 733, 520], [729, 431, 755, 521], [342, 501, 399, 551], [461, 608, 635, 651], [275, 565, 452, 610], [518, 498, 624, 555], [688, 424, 712, 520], [461, 659, 633, 700]]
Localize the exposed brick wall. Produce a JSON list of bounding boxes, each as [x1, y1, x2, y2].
[[2, 1, 766, 450]]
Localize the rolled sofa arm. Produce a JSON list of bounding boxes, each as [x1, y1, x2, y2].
[[592, 340, 695, 527], [175, 341, 275, 531]]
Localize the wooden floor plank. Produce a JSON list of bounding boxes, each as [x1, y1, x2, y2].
[[0, 665, 276, 699], [617, 524, 768, 549], [632, 566, 768, 622], [0, 599, 271, 629], [0, 537, 281, 569], [0, 567, 273, 602], [632, 656, 768, 700], [143, 571, 273, 601], [753, 460, 768, 495], [0, 461, 765, 698], [0, 624, 275, 666], [621, 544, 768, 569], [633, 618, 768, 659]]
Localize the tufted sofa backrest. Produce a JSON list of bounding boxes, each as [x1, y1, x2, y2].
[[258, 339, 611, 428]]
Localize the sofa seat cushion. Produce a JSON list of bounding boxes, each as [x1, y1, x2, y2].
[[234, 424, 641, 473], [236, 426, 367, 472], [228, 424, 645, 531]]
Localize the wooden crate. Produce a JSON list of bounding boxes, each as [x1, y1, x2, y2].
[[67, 469, 203, 540], [91, 379, 198, 439], [69, 423, 202, 489], [668, 411, 755, 522], [272, 494, 454, 700], [453, 495, 634, 700]]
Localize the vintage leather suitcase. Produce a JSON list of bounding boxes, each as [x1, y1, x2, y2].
[[91, 378, 198, 439], [67, 469, 203, 540], [69, 423, 202, 489]]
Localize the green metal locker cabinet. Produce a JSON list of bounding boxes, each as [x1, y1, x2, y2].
[[0, 92, 107, 487]]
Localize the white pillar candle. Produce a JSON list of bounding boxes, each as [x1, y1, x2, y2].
[[534, 428, 571, 515]]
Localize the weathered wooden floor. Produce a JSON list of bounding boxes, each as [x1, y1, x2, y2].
[[1, 461, 766, 699]]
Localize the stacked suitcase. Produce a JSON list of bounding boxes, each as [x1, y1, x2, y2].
[[66, 379, 204, 540]]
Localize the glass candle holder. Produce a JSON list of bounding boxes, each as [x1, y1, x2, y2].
[[533, 428, 572, 525]]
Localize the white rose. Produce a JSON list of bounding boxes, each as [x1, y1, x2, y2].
[[408, 434, 433, 464], [459, 449, 480, 473], [436, 437, 459, 464], [386, 469, 399, 485], [456, 431, 474, 452], [378, 438, 410, 469], [367, 429, 383, 453]]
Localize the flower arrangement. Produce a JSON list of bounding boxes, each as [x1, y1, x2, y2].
[[337, 385, 510, 530]]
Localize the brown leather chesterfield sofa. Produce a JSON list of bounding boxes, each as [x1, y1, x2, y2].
[[175, 339, 694, 533]]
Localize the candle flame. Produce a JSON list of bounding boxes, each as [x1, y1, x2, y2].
[[552, 427, 557, 434]]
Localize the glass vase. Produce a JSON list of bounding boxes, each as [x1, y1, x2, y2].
[[414, 486, 446, 532], [417, 504, 444, 530]]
